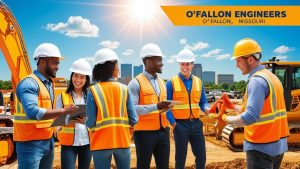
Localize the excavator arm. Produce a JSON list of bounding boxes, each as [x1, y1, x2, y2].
[[0, 1, 32, 90]]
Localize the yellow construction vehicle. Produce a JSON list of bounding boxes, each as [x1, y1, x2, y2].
[[0, 1, 67, 164], [214, 60, 300, 151]]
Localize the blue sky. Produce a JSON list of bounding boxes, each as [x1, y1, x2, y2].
[[1, 0, 299, 82]]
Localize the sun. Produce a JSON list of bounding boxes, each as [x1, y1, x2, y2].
[[64, 0, 172, 43], [130, 0, 158, 21]]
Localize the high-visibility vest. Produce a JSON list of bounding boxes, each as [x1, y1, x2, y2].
[[171, 75, 202, 119], [13, 74, 54, 141], [242, 69, 289, 143], [57, 92, 90, 146], [89, 82, 130, 150], [134, 73, 168, 131]]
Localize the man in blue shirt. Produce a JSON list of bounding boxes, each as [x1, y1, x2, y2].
[[14, 43, 78, 169], [166, 49, 210, 169], [222, 38, 289, 169]]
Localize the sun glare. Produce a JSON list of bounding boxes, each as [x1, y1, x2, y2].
[[130, 0, 158, 21]]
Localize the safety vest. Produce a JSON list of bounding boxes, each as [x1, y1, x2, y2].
[[171, 75, 202, 119], [57, 92, 90, 146], [13, 74, 54, 141], [89, 82, 130, 150], [134, 73, 168, 131], [242, 69, 289, 143]]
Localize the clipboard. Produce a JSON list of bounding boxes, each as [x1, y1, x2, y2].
[[51, 104, 86, 127]]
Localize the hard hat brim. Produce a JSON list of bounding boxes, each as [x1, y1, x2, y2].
[[176, 58, 195, 63], [141, 55, 165, 59], [69, 69, 92, 76]]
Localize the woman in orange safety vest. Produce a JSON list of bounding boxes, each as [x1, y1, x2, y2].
[[86, 48, 138, 169], [55, 58, 92, 169]]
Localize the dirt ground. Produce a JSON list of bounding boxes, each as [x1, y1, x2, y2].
[[2, 135, 299, 169]]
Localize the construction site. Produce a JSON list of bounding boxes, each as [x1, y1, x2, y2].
[[1, 0, 300, 169]]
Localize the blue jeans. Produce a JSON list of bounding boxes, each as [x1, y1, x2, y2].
[[61, 144, 92, 169], [174, 119, 206, 169], [92, 148, 131, 169], [134, 127, 170, 169], [246, 150, 284, 169], [16, 139, 54, 169]]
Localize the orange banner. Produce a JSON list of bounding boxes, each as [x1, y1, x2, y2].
[[161, 6, 300, 26]]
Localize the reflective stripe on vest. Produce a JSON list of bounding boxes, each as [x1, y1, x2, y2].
[[89, 82, 130, 150], [13, 74, 54, 141], [57, 92, 75, 146], [243, 69, 289, 143], [171, 75, 202, 119], [134, 73, 168, 131]]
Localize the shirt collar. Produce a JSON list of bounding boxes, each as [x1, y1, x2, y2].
[[143, 70, 157, 80], [178, 72, 192, 80], [248, 65, 265, 80], [34, 70, 52, 84]]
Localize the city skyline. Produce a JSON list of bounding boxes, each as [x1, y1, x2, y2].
[[0, 0, 299, 82]]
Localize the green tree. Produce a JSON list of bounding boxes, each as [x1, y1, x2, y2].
[[221, 82, 229, 90]]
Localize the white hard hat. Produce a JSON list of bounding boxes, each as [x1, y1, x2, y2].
[[33, 43, 64, 63], [176, 49, 195, 62], [94, 48, 119, 65], [140, 43, 164, 59], [69, 58, 92, 75]]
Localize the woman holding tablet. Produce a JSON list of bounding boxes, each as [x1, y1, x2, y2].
[[55, 58, 92, 169]]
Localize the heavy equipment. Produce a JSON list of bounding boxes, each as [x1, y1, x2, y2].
[[205, 59, 300, 151], [0, 1, 67, 164]]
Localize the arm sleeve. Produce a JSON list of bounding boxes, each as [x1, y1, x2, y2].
[[86, 89, 97, 128], [16, 78, 47, 120], [128, 78, 158, 115], [241, 77, 269, 125], [127, 90, 139, 126], [166, 80, 176, 125], [199, 83, 210, 112]]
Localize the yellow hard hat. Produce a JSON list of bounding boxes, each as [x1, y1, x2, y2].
[[232, 38, 262, 60]]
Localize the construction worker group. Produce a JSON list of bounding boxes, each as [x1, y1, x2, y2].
[[13, 38, 289, 169]]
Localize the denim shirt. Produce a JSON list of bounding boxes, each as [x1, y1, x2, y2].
[[16, 70, 54, 120], [86, 82, 138, 129], [241, 65, 288, 156], [15, 70, 54, 147]]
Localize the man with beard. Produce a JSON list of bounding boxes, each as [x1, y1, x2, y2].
[[222, 38, 289, 169], [128, 43, 172, 169], [13, 43, 78, 169]]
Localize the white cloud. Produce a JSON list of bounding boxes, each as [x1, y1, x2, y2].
[[99, 40, 120, 49], [273, 45, 294, 54], [46, 16, 99, 38], [201, 49, 222, 58], [273, 55, 288, 60], [216, 54, 231, 60], [83, 56, 94, 67], [185, 41, 209, 51], [180, 38, 187, 45], [167, 55, 177, 63], [122, 49, 134, 56]]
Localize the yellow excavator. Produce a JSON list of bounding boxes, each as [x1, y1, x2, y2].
[[0, 1, 67, 164], [205, 59, 300, 151]]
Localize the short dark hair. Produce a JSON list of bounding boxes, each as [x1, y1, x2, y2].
[[92, 61, 117, 82], [66, 72, 90, 96]]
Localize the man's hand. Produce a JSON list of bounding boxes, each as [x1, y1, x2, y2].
[[171, 122, 177, 128], [222, 114, 228, 122], [64, 104, 78, 114], [157, 101, 172, 110]]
